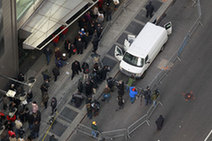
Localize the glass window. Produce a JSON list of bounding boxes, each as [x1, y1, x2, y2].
[[16, 0, 37, 21], [123, 52, 144, 67]]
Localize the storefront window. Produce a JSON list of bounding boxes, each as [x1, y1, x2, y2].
[[16, 0, 37, 21]]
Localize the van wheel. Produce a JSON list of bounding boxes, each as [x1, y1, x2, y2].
[[160, 46, 165, 52], [140, 71, 147, 79]]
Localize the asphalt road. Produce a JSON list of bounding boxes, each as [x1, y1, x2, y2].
[[129, 0, 212, 141]]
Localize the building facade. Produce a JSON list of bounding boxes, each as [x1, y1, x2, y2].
[[0, 0, 19, 90]]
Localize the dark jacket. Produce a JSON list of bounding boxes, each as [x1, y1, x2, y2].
[[51, 97, 57, 108], [52, 67, 60, 76], [72, 61, 82, 72]]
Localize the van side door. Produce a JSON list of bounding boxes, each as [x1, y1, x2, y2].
[[114, 45, 124, 61]]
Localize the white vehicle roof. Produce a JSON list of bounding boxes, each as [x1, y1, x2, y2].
[[127, 22, 167, 58]]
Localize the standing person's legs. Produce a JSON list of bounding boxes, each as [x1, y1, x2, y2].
[[46, 55, 50, 65], [51, 106, 55, 115], [71, 71, 76, 79], [130, 97, 135, 104], [44, 101, 48, 109], [54, 75, 57, 81]]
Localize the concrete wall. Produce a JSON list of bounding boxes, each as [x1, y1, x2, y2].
[[0, 0, 19, 90]]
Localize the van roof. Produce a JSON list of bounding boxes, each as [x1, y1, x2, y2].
[[127, 22, 167, 58]]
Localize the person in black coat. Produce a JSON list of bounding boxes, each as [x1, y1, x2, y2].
[[50, 97, 57, 115], [99, 65, 110, 80], [52, 66, 60, 81], [75, 37, 84, 54], [71, 60, 82, 80], [145, 1, 154, 18], [155, 115, 164, 130], [30, 121, 40, 139], [117, 80, 125, 96], [92, 35, 100, 53], [143, 86, 152, 105], [85, 80, 93, 97]]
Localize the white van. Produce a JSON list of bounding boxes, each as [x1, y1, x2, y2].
[[114, 22, 172, 78]]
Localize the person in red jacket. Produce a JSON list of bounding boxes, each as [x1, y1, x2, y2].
[[60, 25, 68, 39], [52, 34, 59, 47], [98, 0, 104, 11]]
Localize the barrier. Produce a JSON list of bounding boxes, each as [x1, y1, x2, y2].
[[127, 114, 149, 138], [101, 128, 128, 140]]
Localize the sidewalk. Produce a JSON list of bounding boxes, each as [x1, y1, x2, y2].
[[19, 0, 175, 141]]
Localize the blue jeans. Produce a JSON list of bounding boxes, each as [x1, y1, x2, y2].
[[46, 55, 50, 65], [130, 97, 136, 104], [91, 130, 97, 138]]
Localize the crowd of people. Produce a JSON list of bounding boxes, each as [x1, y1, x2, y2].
[[0, 0, 159, 140]]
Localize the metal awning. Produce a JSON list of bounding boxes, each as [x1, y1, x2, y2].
[[22, 0, 97, 50]]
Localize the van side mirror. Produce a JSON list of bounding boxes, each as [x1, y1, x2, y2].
[[146, 61, 150, 64]]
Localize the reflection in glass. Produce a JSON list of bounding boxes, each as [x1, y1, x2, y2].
[[16, 0, 37, 21]]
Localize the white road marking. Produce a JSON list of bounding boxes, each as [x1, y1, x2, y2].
[[204, 129, 212, 141]]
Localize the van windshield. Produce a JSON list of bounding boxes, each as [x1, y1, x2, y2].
[[123, 52, 144, 67]]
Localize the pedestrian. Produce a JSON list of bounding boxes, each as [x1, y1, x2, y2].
[[83, 32, 90, 49], [31, 101, 39, 114], [54, 47, 62, 59], [33, 110, 41, 124], [41, 69, 51, 81], [14, 116, 22, 137], [52, 66, 60, 81], [52, 35, 59, 47], [155, 115, 164, 130], [59, 25, 68, 39], [107, 77, 115, 91], [17, 127, 25, 139], [86, 102, 93, 119], [26, 91, 33, 103], [126, 75, 136, 91], [27, 112, 34, 130], [75, 37, 84, 54], [145, 1, 154, 18], [91, 100, 100, 117], [40, 80, 49, 95], [43, 47, 52, 65], [50, 97, 57, 115], [97, 12, 104, 24], [116, 95, 124, 111], [106, 6, 112, 21], [99, 65, 110, 80], [96, 23, 103, 38], [42, 92, 49, 109], [30, 121, 40, 139], [17, 72, 25, 82], [117, 80, 125, 96], [143, 86, 152, 105], [101, 85, 111, 102], [151, 89, 160, 107], [9, 134, 16, 141], [85, 80, 94, 97], [2, 95, 9, 111], [92, 35, 100, 54], [129, 87, 138, 104], [82, 62, 90, 81], [71, 60, 82, 80], [91, 121, 99, 138]]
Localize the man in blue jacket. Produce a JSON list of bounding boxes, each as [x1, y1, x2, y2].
[[129, 87, 138, 104]]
